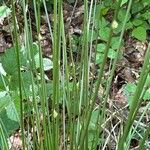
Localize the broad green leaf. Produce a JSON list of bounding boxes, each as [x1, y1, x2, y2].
[[31, 43, 39, 56], [143, 75, 150, 100], [118, 9, 131, 22], [2, 47, 27, 75], [131, 2, 143, 14], [11, 90, 21, 116], [140, 21, 149, 30], [101, 7, 109, 15], [0, 94, 10, 111], [88, 133, 95, 149], [89, 110, 99, 130], [0, 6, 11, 18], [96, 54, 103, 64], [132, 26, 146, 41], [6, 103, 19, 122], [121, 0, 128, 6], [96, 44, 105, 64], [97, 43, 117, 58], [142, 0, 150, 6], [34, 53, 40, 68], [114, 22, 124, 34], [8, 74, 18, 91], [141, 11, 150, 20], [2, 48, 17, 75], [143, 89, 150, 100], [34, 54, 53, 70], [104, 0, 113, 7], [108, 49, 117, 59], [43, 58, 53, 71], [95, 5, 109, 28], [9, 72, 31, 93], [99, 17, 109, 28], [0, 110, 19, 135], [46, 82, 53, 97], [99, 27, 110, 41], [125, 22, 133, 30], [21, 72, 32, 89], [114, 22, 133, 34], [124, 83, 136, 93], [96, 43, 117, 64], [123, 83, 136, 107], [97, 44, 106, 52], [88, 110, 103, 149], [145, 75, 150, 86], [111, 37, 120, 50], [132, 19, 143, 26]]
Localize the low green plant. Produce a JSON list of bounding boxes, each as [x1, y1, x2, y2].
[[97, 0, 150, 42]]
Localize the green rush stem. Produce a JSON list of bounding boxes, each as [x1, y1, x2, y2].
[[34, 0, 50, 148], [78, 0, 122, 149], [22, 1, 42, 146], [53, 0, 62, 149], [42, 0, 53, 42], [76, 0, 89, 147], [39, 20, 54, 150], [92, 0, 133, 149], [82, 0, 89, 107], [68, 33, 80, 150], [60, 5, 68, 150], [11, 1, 25, 149], [52, 0, 58, 149]]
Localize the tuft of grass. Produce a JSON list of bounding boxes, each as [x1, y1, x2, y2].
[[1, 0, 150, 150]]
